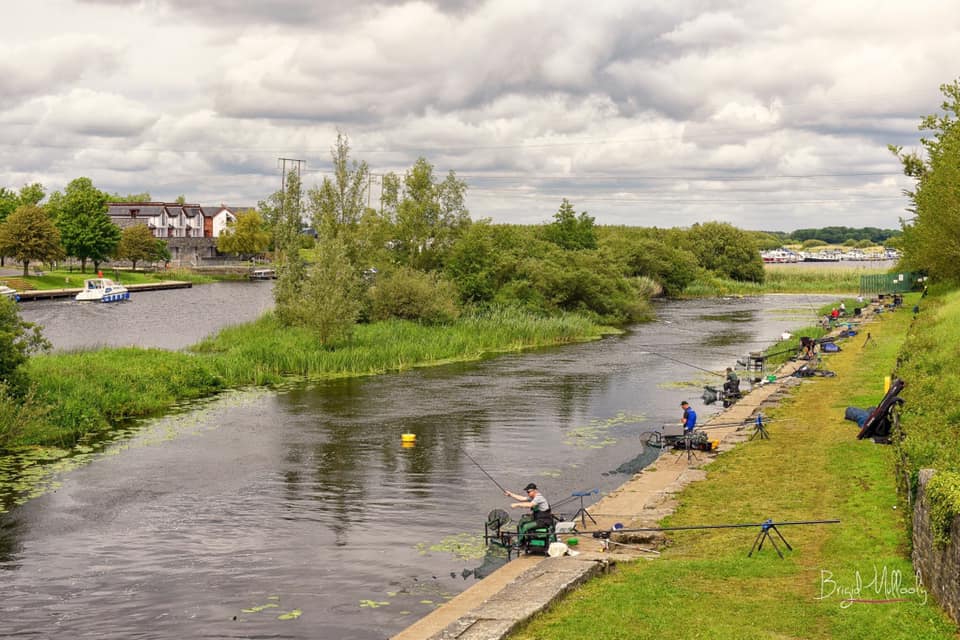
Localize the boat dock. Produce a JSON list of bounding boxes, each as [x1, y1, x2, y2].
[[16, 280, 193, 301]]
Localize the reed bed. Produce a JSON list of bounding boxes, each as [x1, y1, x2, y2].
[[682, 265, 889, 297], [16, 309, 611, 447]]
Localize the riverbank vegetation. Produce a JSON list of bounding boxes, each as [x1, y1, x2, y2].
[[2, 308, 611, 449], [680, 266, 880, 297], [888, 78, 960, 547], [512, 299, 955, 640], [894, 287, 960, 543]]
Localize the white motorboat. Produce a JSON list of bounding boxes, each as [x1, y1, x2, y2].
[[0, 284, 18, 301], [75, 278, 130, 302]]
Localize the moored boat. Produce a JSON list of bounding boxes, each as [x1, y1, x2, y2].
[[75, 278, 130, 302], [0, 284, 18, 302]]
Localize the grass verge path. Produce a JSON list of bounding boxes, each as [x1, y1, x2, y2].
[[512, 304, 957, 639]]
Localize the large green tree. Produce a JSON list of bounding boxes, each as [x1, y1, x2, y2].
[[890, 79, 960, 281], [686, 221, 764, 283], [49, 177, 120, 272], [386, 158, 470, 270], [0, 183, 46, 266], [116, 224, 160, 271], [0, 204, 65, 276], [216, 210, 270, 257]]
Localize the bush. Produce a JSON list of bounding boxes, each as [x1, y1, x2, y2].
[[368, 266, 460, 323]]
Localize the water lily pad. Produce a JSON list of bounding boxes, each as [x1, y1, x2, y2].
[[359, 600, 389, 608], [277, 609, 302, 620]]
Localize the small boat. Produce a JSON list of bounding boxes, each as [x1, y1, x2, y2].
[[0, 284, 18, 302], [249, 268, 276, 280], [75, 278, 130, 302]]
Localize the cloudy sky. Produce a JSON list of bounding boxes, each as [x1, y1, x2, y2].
[[1, 1, 958, 231]]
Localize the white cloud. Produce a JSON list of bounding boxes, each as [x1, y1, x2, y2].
[[0, 0, 955, 229]]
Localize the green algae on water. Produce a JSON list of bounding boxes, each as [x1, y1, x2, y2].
[[562, 411, 645, 449], [415, 532, 486, 560]]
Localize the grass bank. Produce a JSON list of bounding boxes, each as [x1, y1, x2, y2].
[[893, 287, 960, 543], [682, 265, 888, 297], [512, 300, 956, 639], [0, 267, 218, 291], [5, 308, 613, 449]]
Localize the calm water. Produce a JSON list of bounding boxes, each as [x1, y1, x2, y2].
[[0, 293, 836, 639], [17, 280, 275, 351]]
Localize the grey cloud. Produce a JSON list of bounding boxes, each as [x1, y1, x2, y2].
[[79, 0, 475, 27], [0, 36, 121, 109]]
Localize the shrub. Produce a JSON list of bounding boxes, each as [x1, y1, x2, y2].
[[368, 266, 460, 323]]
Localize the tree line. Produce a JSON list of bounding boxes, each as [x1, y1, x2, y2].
[[0, 179, 170, 276], [241, 134, 766, 345]]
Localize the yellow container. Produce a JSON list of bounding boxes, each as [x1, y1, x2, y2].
[[884, 376, 891, 394], [711, 440, 719, 451]]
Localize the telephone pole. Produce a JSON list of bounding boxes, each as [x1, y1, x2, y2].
[[278, 157, 306, 219]]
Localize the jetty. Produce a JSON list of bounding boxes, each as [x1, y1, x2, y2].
[[15, 281, 192, 301]]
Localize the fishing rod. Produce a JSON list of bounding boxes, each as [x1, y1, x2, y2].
[[644, 350, 726, 377], [561, 518, 841, 536], [459, 447, 508, 493]]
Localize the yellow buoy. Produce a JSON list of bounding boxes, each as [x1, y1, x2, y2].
[[401, 433, 417, 443]]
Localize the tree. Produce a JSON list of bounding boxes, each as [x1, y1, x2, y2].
[[17, 183, 45, 207], [544, 198, 597, 250], [0, 296, 50, 395], [686, 222, 764, 283], [0, 204, 64, 276], [309, 132, 370, 244], [282, 237, 362, 345], [273, 168, 309, 325], [49, 177, 120, 272], [390, 158, 471, 270], [890, 79, 960, 280], [116, 224, 159, 271], [0, 183, 46, 267], [0, 189, 19, 224], [108, 191, 152, 203], [216, 210, 270, 257]]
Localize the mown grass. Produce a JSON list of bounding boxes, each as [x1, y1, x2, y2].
[[682, 265, 889, 297], [13, 308, 613, 448], [511, 299, 956, 640], [0, 268, 217, 290]]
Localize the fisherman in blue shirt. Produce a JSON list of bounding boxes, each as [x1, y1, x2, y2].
[[681, 401, 697, 432]]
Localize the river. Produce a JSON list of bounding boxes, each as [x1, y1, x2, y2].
[[0, 291, 837, 639]]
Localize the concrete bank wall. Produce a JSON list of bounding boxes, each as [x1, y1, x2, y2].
[[913, 469, 960, 623]]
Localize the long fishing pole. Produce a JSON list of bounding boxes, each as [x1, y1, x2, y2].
[[460, 447, 508, 493], [644, 351, 726, 377], [562, 519, 841, 536]]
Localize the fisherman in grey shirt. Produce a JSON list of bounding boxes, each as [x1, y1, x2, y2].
[[505, 483, 552, 530]]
